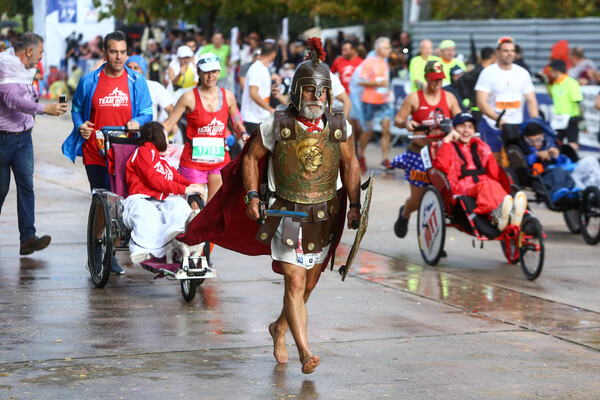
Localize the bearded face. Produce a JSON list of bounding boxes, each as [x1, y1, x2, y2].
[[300, 99, 326, 120]]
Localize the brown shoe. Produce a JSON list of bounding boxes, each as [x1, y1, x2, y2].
[[20, 235, 51, 256]]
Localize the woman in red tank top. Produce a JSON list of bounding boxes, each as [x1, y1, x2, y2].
[[390, 60, 462, 239], [163, 53, 249, 202]]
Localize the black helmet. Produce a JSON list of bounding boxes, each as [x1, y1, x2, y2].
[[288, 38, 332, 113]]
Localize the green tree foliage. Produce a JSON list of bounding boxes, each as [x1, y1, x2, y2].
[[430, 0, 600, 19], [0, 0, 32, 31], [93, 0, 403, 33]]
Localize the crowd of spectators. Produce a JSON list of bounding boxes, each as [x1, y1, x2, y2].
[[3, 26, 600, 160]]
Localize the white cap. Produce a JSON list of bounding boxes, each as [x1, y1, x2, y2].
[[177, 45, 194, 58], [197, 52, 221, 72]]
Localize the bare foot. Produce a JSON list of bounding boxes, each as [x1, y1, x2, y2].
[[301, 354, 320, 374], [269, 322, 288, 364]]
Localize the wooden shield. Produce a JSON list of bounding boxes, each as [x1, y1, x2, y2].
[[340, 172, 374, 281]]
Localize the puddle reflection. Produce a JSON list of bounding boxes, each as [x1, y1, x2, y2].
[[352, 250, 600, 346], [270, 364, 319, 399]]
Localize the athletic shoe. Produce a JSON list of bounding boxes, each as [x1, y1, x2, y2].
[[111, 256, 124, 275], [381, 158, 393, 170], [130, 252, 151, 265], [491, 195, 513, 232], [511, 191, 527, 227], [394, 205, 410, 238], [359, 156, 367, 174]]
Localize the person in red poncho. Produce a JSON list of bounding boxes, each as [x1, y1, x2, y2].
[[122, 121, 204, 264], [433, 113, 528, 232]]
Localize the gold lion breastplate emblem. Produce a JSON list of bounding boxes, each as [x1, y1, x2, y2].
[[273, 121, 340, 204]]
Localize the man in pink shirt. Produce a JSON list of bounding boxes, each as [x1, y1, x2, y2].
[[358, 37, 393, 171]]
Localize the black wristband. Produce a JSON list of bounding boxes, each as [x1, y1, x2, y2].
[[244, 190, 259, 205], [349, 202, 361, 209]]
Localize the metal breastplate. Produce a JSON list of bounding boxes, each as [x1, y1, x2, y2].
[[273, 121, 341, 204]]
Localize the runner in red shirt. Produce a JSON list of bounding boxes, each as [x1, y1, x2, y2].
[[330, 40, 363, 93], [75, 31, 152, 193], [163, 52, 248, 203]]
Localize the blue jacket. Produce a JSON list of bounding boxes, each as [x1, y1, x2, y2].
[[62, 64, 153, 162]]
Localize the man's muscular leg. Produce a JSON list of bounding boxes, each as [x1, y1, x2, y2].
[[270, 261, 321, 373]]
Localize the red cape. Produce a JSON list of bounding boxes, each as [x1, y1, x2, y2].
[[177, 132, 347, 275]]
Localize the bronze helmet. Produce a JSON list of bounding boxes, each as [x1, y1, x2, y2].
[[288, 38, 333, 113]]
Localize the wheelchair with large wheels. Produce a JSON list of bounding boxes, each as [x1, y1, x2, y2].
[[417, 167, 545, 281], [86, 126, 216, 301], [502, 124, 600, 245]]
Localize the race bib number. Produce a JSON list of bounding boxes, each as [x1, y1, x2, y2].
[[551, 114, 570, 131], [495, 95, 522, 123], [296, 239, 318, 267], [420, 145, 433, 169], [495, 98, 522, 110], [192, 137, 225, 163]]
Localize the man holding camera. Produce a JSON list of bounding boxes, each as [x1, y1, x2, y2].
[[0, 32, 67, 255], [392, 60, 461, 238]]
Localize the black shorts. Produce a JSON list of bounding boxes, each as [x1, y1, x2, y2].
[[556, 117, 581, 145]]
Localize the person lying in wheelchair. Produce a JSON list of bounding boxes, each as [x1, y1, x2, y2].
[[123, 121, 204, 264], [433, 113, 528, 232], [516, 121, 580, 205]]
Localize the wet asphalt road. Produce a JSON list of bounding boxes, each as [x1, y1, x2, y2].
[[1, 108, 600, 399]]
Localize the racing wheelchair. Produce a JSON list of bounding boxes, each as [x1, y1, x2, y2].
[[86, 126, 216, 301], [502, 123, 600, 245], [414, 132, 545, 281]]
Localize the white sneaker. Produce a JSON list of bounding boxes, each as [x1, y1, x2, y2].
[[492, 195, 513, 232], [130, 252, 150, 264], [511, 191, 528, 227]]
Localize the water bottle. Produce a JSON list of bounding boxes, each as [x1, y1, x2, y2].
[[95, 130, 106, 156]]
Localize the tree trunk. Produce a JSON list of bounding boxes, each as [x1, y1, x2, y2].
[[22, 15, 29, 32], [205, 7, 218, 38]]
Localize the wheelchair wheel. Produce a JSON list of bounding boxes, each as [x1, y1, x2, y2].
[[417, 186, 446, 266], [87, 194, 112, 288], [563, 209, 581, 234], [580, 186, 600, 245], [518, 215, 544, 280], [180, 279, 197, 302]]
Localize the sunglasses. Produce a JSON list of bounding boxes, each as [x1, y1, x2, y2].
[[198, 56, 219, 64], [497, 36, 515, 47]]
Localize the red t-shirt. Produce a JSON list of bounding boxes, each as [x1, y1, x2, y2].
[[180, 87, 231, 171], [83, 70, 132, 166], [126, 142, 192, 200], [330, 55, 363, 93], [411, 89, 451, 126]]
